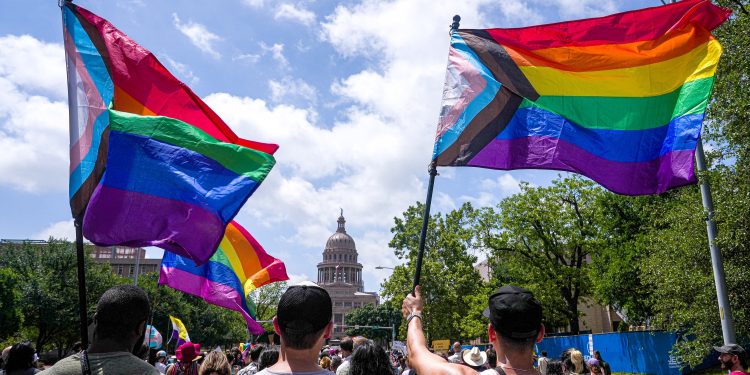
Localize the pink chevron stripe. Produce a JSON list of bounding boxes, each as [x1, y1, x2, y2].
[[435, 46, 487, 141], [64, 27, 107, 173]]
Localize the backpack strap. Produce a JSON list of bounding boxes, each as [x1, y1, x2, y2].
[[79, 350, 92, 375], [494, 366, 507, 375]]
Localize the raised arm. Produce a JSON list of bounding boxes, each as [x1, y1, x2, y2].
[[402, 286, 477, 375]]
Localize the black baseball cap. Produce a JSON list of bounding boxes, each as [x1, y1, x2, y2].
[[277, 282, 332, 334], [483, 285, 543, 339], [714, 344, 747, 360]]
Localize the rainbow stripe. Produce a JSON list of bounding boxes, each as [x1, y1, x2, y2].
[[160, 221, 289, 335], [62, 3, 277, 263], [433, 0, 731, 195]]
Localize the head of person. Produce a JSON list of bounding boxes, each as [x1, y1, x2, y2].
[[157, 350, 167, 363], [93, 284, 151, 354], [319, 356, 331, 369], [483, 285, 544, 356], [564, 349, 585, 374], [586, 358, 601, 375], [452, 342, 462, 354], [593, 351, 601, 361], [349, 340, 393, 375], [273, 282, 333, 351], [4, 342, 36, 372], [461, 347, 488, 371], [340, 336, 354, 357], [330, 355, 342, 371], [199, 351, 231, 375], [542, 351, 548, 358], [715, 344, 747, 371], [1, 346, 11, 369], [176, 342, 202, 365], [258, 348, 279, 370], [547, 360, 565, 375], [249, 344, 265, 363]]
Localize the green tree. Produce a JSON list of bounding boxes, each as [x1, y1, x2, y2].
[[0, 239, 123, 354], [381, 202, 487, 342], [344, 304, 401, 343], [476, 177, 605, 334], [250, 281, 287, 332], [0, 267, 23, 344]]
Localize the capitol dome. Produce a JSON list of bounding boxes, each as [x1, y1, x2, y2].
[[326, 214, 356, 250]]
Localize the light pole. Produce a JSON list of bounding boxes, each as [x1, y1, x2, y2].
[[374, 266, 397, 345]]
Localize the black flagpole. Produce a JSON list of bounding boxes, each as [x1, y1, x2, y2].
[[62, 0, 88, 349], [412, 15, 461, 292], [74, 216, 89, 349]]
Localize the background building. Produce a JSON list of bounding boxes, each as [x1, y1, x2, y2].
[[90, 245, 160, 279], [317, 212, 379, 338]]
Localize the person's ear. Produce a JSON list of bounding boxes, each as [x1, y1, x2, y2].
[[536, 323, 545, 343], [323, 322, 334, 339], [488, 323, 497, 343], [272, 317, 281, 335]]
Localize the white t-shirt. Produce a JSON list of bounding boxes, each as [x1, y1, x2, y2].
[[256, 369, 333, 375]]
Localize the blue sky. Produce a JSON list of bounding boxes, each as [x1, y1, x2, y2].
[[0, 0, 659, 294]]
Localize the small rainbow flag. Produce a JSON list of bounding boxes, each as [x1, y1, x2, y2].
[[160, 221, 289, 335], [169, 315, 190, 347], [433, 0, 731, 195], [62, 3, 277, 263]]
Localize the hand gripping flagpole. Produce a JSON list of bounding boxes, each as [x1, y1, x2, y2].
[[412, 15, 461, 293]]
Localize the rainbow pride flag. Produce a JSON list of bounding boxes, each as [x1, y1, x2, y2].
[[169, 315, 191, 346], [62, 3, 277, 263], [160, 221, 289, 335], [433, 0, 731, 195]]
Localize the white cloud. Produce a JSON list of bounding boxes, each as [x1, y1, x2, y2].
[[233, 53, 262, 64], [0, 35, 67, 98], [259, 42, 288, 67], [541, 0, 618, 19], [269, 76, 317, 104], [172, 13, 222, 59], [480, 173, 522, 195], [287, 273, 311, 285], [0, 35, 69, 193], [275, 3, 317, 25], [242, 0, 265, 8], [160, 55, 199, 85], [34, 219, 75, 241]]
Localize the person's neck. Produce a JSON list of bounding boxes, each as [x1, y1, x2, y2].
[[730, 364, 745, 373], [87, 337, 134, 355], [501, 350, 537, 373], [272, 344, 323, 372]]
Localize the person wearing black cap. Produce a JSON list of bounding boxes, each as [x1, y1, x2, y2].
[[402, 285, 544, 375], [257, 282, 334, 375], [714, 344, 748, 375]]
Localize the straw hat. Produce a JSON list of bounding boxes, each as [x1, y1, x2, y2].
[[462, 347, 488, 367]]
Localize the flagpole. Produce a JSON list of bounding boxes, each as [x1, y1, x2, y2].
[[695, 141, 736, 344], [74, 217, 89, 349], [412, 15, 460, 292]]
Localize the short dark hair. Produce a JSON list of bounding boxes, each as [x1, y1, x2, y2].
[[486, 347, 497, 368], [250, 344, 266, 362], [258, 348, 279, 371], [95, 284, 150, 340], [340, 336, 354, 352], [542, 351, 548, 356], [349, 341, 393, 375], [5, 342, 35, 372]]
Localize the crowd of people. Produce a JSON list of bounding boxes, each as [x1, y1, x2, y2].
[[1, 283, 748, 375]]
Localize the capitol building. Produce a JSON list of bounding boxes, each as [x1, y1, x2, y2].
[[317, 211, 379, 337]]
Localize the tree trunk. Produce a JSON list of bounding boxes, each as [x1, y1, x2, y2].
[[567, 299, 580, 335]]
